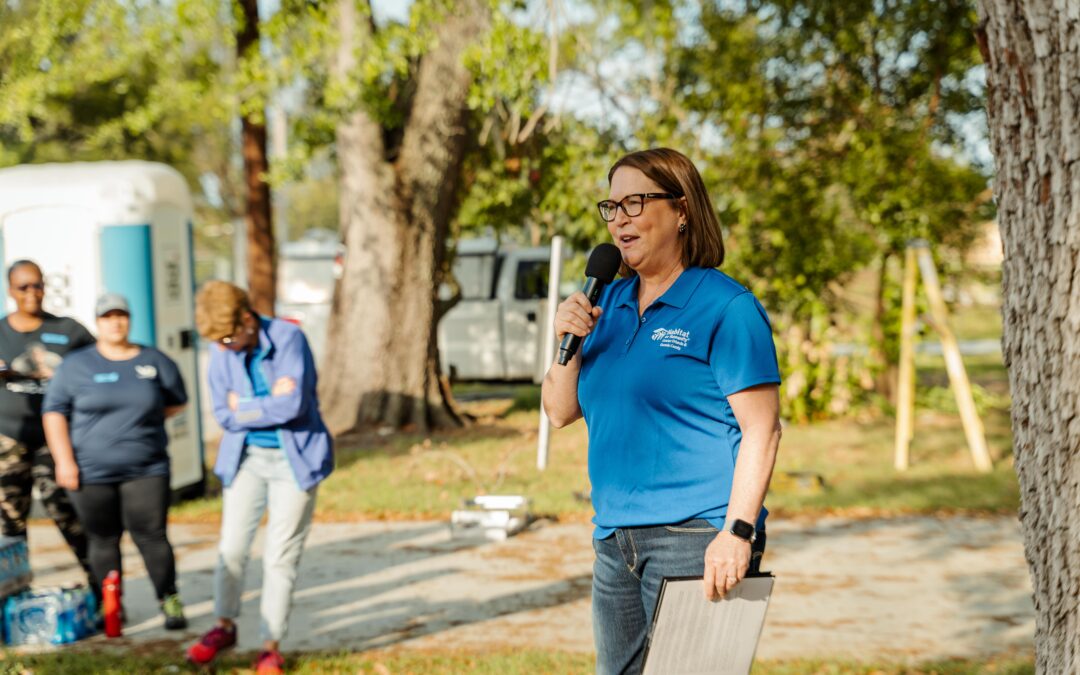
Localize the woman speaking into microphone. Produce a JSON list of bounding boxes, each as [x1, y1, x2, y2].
[[541, 148, 782, 675]]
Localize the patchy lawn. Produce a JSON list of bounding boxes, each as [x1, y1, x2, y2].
[[171, 351, 1016, 524], [0, 647, 1034, 674]]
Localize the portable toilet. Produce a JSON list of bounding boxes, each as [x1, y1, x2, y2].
[[0, 161, 204, 497]]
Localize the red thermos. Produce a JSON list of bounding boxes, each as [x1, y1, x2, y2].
[[102, 570, 122, 637]]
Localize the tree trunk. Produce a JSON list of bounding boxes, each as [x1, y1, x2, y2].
[[319, 0, 487, 434], [237, 0, 275, 315], [977, 1, 1080, 671], [872, 251, 896, 402]]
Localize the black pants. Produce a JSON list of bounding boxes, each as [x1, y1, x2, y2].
[[66, 475, 177, 601]]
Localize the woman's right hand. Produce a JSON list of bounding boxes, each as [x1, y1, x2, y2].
[[55, 461, 79, 491], [553, 292, 603, 344]]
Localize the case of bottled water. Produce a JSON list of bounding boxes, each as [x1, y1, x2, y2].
[[3, 586, 98, 645]]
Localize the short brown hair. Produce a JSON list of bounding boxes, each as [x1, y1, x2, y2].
[[608, 148, 724, 274], [194, 281, 252, 341]]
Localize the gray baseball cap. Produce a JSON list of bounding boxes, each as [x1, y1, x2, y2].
[[95, 292, 130, 317]]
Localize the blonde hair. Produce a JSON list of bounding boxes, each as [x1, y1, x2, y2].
[[607, 148, 725, 274], [194, 281, 252, 341]]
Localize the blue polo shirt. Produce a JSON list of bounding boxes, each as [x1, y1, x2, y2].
[[578, 266, 781, 538]]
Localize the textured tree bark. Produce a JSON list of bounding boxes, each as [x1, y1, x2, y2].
[[238, 0, 275, 316], [977, 1, 1080, 671], [320, 1, 487, 433]]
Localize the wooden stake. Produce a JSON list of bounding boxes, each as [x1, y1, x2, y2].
[[915, 244, 994, 473], [894, 247, 919, 471]]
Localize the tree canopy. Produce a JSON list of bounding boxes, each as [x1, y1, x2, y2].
[[0, 0, 994, 422]]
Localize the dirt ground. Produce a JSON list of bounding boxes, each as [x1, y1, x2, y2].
[[22, 514, 1033, 663]]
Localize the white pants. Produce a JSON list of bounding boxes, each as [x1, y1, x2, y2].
[[214, 446, 317, 643]]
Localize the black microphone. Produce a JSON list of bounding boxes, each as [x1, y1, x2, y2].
[[558, 243, 622, 365]]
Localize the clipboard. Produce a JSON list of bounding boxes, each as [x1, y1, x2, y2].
[[641, 573, 775, 675]]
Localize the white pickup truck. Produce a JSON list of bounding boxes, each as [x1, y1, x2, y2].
[[279, 235, 567, 383], [438, 238, 564, 383]]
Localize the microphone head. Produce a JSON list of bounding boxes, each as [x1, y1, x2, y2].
[[586, 243, 622, 283]]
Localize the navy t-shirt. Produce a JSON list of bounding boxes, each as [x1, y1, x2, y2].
[[0, 314, 96, 446], [42, 346, 187, 484]]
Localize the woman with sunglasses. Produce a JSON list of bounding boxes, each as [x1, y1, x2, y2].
[[0, 260, 95, 591], [187, 281, 332, 675], [43, 293, 189, 630], [542, 148, 782, 674]]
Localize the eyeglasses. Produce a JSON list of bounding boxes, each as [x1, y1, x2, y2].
[[14, 282, 45, 293], [596, 193, 679, 222], [218, 327, 244, 346]]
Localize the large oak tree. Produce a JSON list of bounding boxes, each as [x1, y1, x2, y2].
[[319, 0, 489, 433]]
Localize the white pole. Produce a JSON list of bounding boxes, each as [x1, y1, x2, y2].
[[537, 235, 564, 470], [271, 104, 289, 246]]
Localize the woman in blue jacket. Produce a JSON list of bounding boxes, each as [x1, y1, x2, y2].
[[186, 281, 332, 674]]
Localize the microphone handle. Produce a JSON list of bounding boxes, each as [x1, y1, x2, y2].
[[557, 276, 605, 366]]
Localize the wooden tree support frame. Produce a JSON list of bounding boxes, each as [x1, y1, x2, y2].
[[894, 240, 994, 473]]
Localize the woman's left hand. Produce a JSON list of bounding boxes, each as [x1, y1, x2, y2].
[[703, 531, 751, 600], [227, 391, 239, 411], [55, 461, 80, 491]]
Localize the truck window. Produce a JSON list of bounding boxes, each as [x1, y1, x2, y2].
[[514, 260, 550, 300]]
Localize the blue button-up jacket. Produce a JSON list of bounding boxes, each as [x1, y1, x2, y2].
[[207, 317, 333, 491]]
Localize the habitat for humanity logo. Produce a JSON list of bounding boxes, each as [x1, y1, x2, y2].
[[135, 365, 158, 380], [651, 327, 690, 351]]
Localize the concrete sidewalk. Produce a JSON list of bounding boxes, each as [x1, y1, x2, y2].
[[24, 514, 1034, 662]]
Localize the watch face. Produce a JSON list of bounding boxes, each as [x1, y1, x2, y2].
[[731, 519, 754, 540]]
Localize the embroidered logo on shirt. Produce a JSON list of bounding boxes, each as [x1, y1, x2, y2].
[[40, 333, 69, 345], [93, 372, 120, 383], [651, 327, 690, 351], [135, 365, 158, 380]]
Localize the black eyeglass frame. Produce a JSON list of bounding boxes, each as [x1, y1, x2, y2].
[[596, 192, 680, 222]]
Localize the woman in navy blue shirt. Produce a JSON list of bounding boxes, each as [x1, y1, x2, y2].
[[43, 293, 188, 630], [542, 148, 782, 675]]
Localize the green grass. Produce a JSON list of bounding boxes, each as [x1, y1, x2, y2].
[[0, 648, 1034, 674], [949, 303, 1003, 342], [169, 344, 1017, 524]]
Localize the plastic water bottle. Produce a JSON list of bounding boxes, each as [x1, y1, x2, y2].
[[102, 570, 122, 638]]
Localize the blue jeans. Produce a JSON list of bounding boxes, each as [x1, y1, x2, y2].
[[591, 519, 766, 675]]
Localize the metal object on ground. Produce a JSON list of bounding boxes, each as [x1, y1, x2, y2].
[[450, 495, 531, 541]]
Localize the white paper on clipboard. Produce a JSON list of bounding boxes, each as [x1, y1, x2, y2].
[[642, 574, 774, 675]]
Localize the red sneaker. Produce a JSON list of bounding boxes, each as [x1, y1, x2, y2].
[[186, 623, 237, 665], [254, 649, 285, 674]]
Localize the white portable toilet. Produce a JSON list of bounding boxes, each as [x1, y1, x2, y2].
[[0, 161, 204, 497]]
